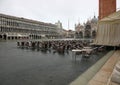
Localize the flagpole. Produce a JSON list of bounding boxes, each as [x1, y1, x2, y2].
[[68, 19, 69, 30]]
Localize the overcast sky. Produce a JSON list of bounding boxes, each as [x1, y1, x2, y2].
[[0, 0, 120, 30]]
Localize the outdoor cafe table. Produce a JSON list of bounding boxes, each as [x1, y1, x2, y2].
[[72, 48, 93, 60]]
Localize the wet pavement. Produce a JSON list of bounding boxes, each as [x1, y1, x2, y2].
[[0, 41, 107, 85]]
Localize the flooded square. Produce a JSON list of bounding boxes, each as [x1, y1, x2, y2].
[[0, 40, 107, 85]]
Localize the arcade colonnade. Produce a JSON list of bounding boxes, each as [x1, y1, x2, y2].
[[0, 13, 59, 40]]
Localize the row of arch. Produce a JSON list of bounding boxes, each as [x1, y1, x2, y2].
[[0, 34, 59, 40], [0, 34, 29, 40], [75, 30, 96, 38]]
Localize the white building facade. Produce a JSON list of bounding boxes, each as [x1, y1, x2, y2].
[[0, 13, 61, 40], [75, 16, 98, 38]]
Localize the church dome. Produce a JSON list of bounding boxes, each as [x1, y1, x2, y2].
[[91, 16, 98, 23]]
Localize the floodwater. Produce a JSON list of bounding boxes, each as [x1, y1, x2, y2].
[[0, 40, 107, 85]]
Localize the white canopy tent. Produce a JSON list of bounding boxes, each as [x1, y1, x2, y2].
[[94, 10, 120, 46]]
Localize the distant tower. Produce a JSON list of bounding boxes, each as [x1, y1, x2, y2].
[[99, 0, 116, 20], [68, 19, 69, 30]]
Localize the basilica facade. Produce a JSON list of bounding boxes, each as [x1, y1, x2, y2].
[[75, 16, 98, 38]]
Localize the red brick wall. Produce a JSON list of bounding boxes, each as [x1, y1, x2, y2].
[[99, 0, 116, 20]]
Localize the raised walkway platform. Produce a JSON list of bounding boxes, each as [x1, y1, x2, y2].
[[88, 50, 120, 85], [70, 50, 120, 85]]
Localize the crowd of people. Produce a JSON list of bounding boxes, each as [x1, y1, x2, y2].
[[17, 40, 106, 61], [17, 40, 92, 54]]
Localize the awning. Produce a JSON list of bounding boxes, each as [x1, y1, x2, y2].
[[93, 10, 120, 46]]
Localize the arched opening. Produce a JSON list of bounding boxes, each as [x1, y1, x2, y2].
[[8, 36, 11, 40], [92, 30, 96, 38], [85, 25, 91, 29], [75, 32, 79, 38], [36, 35, 38, 39], [18, 37, 21, 39], [11, 36, 14, 40], [0, 35, 2, 39], [3, 34, 7, 40], [85, 30, 91, 38], [29, 35, 32, 39], [15, 36, 17, 39], [79, 31, 83, 38]]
